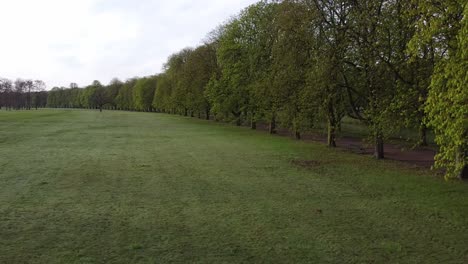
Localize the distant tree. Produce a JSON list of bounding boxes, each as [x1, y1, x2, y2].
[[31, 80, 46, 109], [47, 87, 62, 108], [70, 83, 78, 89], [88, 81, 108, 112], [79, 86, 92, 108], [0, 80, 4, 110], [0, 78, 14, 110], [152, 73, 173, 113], [32, 91, 48, 109], [116, 78, 138, 111], [107, 78, 123, 110], [13, 79, 27, 110], [70, 87, 82, 108], [163, 49, 193, 116], [183, 44, 218, 119], [133, 77, 157, 112]]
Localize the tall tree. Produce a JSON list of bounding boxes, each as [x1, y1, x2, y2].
[[209, 17, 251, 126], [31, 80, 46, 109], [408, 0, 467, 179], [133, 77, 157, 112], [83, 80, 108, 112], [307, 0, 350, 147], [0, 78, 14, 110], [152, 73, 173, 113], [107, 78, 123, 110], [166, 49, 193, 116], [183, 44, 218, 119], [116, 79, 137, 111], [270, 0, 314, 139], [239, 1, 278, 130], [339, 0, 405, 159]]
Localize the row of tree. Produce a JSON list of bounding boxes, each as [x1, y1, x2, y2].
[[46, 78, 158, 112], [150, 0, 466, 179], [11, 0, 468, 179], [0, 79, 47, 110]]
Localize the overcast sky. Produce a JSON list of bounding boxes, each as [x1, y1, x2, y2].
[[0, 0, 257, 89]]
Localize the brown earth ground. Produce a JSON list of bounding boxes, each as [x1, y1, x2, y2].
[[255, 123, 436, 169]]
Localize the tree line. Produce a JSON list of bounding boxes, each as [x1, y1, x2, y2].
[[5, 0, 467, 179], [0, 79, 47, 110]]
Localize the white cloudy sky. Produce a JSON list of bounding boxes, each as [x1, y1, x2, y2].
[[0, 0, 257, 89]]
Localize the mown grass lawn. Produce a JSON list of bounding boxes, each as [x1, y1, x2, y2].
[[0, 109, 466, 263]]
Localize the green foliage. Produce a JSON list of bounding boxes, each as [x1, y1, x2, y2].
[[423, 4, 467, 179], [152, 73, 173, 112], [346, 1, 402, 138], [116, 79, 137, 111], [212, 18, 251, 123], [47, 87, 82, 108], [305, 0, 349, 145], [162, 48, 194, 115], [270, 1, 315, 136], [133, 77, 157, 112], [183, 44, 218, 116], [106, 78, 124, 109], [80, 85, 96, 108], [237, 2, 278, 123]]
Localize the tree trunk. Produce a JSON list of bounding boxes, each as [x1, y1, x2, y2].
[[269, 114, 277, 134], [232, 111, 241, 126], [419, 124, 428, 147], [327, 102, 337, 147], [99, 106, 102, 112], [250, 113, 256, 130], [295, 131, 301, 140], [236, 117, 241, 126], [251, 120, 256, 130], [205, 109, 210, 120], [456, 148, 467, 180], [327, 116, 337, 148], [374, 134, 384, 159], [184, 108, 188, 116], [459, 165, 468, 180]]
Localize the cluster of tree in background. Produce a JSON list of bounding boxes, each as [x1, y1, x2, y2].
[[0, 79, 47, 110], [46, 78, 157, 113], [2, 0, 467, 179]]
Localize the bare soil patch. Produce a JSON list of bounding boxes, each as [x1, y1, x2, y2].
[[256, 122, 436, 169]]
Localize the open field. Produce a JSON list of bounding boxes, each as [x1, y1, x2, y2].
[[0, 109, 467, 263]]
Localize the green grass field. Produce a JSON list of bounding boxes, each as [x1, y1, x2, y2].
[[0, 109, 467, 263]]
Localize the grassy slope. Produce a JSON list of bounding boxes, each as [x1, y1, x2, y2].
[[0, 109, 466, 263]]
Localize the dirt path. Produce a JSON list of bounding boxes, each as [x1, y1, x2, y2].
[[255, 123, 436, 169]]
